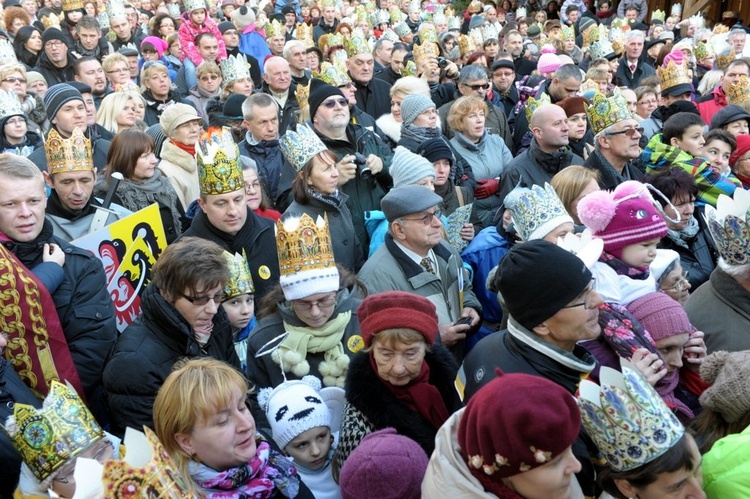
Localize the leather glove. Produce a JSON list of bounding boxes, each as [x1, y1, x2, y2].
[[474, 178, 499, 199]]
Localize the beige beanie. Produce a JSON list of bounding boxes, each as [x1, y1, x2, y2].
[[699, 350, 750, 423]]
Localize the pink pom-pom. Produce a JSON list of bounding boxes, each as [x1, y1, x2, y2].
[[577, 190, 617, 233], [540, 44, 557, 54], [613, 180, 647, 200]]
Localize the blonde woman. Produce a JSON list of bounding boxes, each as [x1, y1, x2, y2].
[[102, 53, 132, 88], [375, 76, 431, 146], [141, 61, 193, 126], [0, 63, 47, 134], [96, 92, 139, 135]]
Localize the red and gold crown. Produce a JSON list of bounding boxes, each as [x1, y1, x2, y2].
[[46, 127, 94, 175]]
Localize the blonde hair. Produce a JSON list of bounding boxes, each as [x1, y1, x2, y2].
[[390, 76, 431, 101], [139, 61, 169, 93], [447, 96, 488, 132], [153, 358, 250, 494], [196, 60, 221, 79], [0, 63, 27, 81], [102, 52, 129, 73], [96, 92, 136, 134], [551, 165, 600, 218]]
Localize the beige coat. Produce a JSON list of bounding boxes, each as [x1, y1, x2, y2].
[[158, 140, 199, 210]]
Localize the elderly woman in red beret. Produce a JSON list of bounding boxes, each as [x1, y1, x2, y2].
[[334, 291, 462, 472]]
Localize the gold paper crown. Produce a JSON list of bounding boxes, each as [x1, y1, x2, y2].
[[578, 360, 685, 472], [389, 5, 405, 24], [694, 41, 715, 62], [343, 33, 371, 58], [0, 89, 23, 121], [445, 6, 455, 18], [561, 24, 575, 41], [313, 61, 351, 87], [102, 427, 192, 499], [713, 23, 729, 35], [524, 93, 551, 122], [265, 18, 286, 38], [46, 128, 94, 175], [3, 381, 104, 482], [106, 0, 127, 20], [223, 250, 255, 298], [582, 24, 599, 47], [727, 75, 750, 105], [458, 34, 477, 56], [295, 80, 310, 110], [196, 127, 244, 195], [651, 9, 665, 22], [279, 124, 327, 171], [657, 60, 691, 93], [579, 78, 601, 95], [41, 12, 61, 29], [419, 24, 439, 43], [61, 0, 84, 11], [321, 0, 336, 8], [401, 60, 417, 77], [319, 33, 344, 52], [296, 22, 314, 48], [585, 88, 632, 135], [413, 41, 439, 66], [220, 53, 252, 83], [716, 46, 736, 70], [705, 189, 750, 265], [355, 6, 371, 26]]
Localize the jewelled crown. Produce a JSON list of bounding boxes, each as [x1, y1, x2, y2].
[[343, 32, 371, 58], [589, 27, 615, 59], [313, 61, 351, 87], [413, 41, 440, 66], [266, 18, 286, 38], [727, 75, 750, 105], [279, 124, 327, 172], [223, 250, 255, 299], [184, 0, 207, 13], [585, 88, 633, 135], [657, 60, 691, 93], [0, 89, 24, 122], [275, 213, 339, 301], [705, 188, 750, 266], [296, 23, 314, 48], [102, 427, 192, 499], [106, 0, 127, 20], [393, 21, 411, 37], [524, 93, 551, 122], [561, 24, 575, 41], [694, 41, 715, 62], [458, 34, 477, 56], [220, 53, 251, 84], [420, 24, 439, 43], [61, 0, 84, 11], [196, 127, 244, 195], [46, 127, 94, 175], [2, 381, 104, 482], [651, 9, 665, 22], [505, 183, 573, 241], [0, 40, 18, 65], [577, 359, 685, 472]]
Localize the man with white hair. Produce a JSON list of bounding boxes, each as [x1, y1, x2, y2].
[[728, 28, 748, 58], [283, 40, 310, 86], [261, 56, 299, 135], [614, 30, 655, 88]]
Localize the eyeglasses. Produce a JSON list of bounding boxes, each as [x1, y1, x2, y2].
[[179, 291, 225, 306], [606, 126, 644, 138], [293, 294, 336, 311], [400, 208, 442, 225], [199, 74, 221, 81], [322, 97, 349, 109], [463, 82, 491, 90], [45, 40, 64, 48], [662, 271, 689, 292], [561, 279, 598, 309], [106, 67, 129, 74], [245, 180, 261, 192], [5, 117, 26, 126], [3, 76, 27, 84]]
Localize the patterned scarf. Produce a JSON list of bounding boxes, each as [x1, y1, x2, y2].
[[599, 251, 650, 280], [666, 216, 700, 250], [307, 187, 343, 208], [399, 123, 442, 144]]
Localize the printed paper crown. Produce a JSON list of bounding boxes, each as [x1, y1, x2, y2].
[[420, 24, 439, 43], [694, 41, 715, 61], [61, 0, 84, 11], [389, 5, 405, 24], [2, 381, 104, 482], [343, 32, 371, 57], [413, 41, 439, 65], [370, 9, 390, 26], [313, 61, 351, 87], [505, 183, 573, 241], [458, 34, 477, 56], [106, 0, 127, 20], [582, 24, 599, 46], [102, 426, 192, 498], [220, 53, 252, 83], [41, 12, 61, 29], [657, 60, 691, 93], [448, 16, 462, 31], [516, 7, 527, 18], [275, 213, 339, 301], [266, 18, 286, 38], [611, 17, 629, 29], [401, 60, 417, 77], [355, 6, 371, 26], [46, 128, 94, 175], [0, 39, 18, 65], [579, 78, 600, 95], [524, 93, 551, 122], [223, 250, 255, 298], [651, 9, 665, 22], [577, 359, 685, 472], [671, 4, 681, 15], [483, 24, 499, 41], [184, 0, 207, 13], [295, 80, 310, 110], [279, 124, 327, 171], [393, 20, 411, 37], [469, 28, 484, 48], [609, 27, 626, 55], [561, 24, 575, 41], [0, 89, 24, 121], [705, 188, 750, 265], [727, 75, 750, 105], [585, 88, 633, 135], [716, 44, 736, 70], [589, 27, 615, 59], [166, 2, 181, 17], [380, 28, 400, 42], [321, 0, 336, 8], [296, 23, 314, 48], [196, 127, 244, 195], [319, 33, 344, 53], [713, 23, 729, 35]]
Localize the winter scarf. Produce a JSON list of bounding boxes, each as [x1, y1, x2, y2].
[[399, 123, 442, 145], [306, 186, 343, 209], [600, 251, 650, 280], [666, 216, 700, 250]]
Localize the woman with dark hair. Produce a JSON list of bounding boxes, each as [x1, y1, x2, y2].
[[150, 12, 179, 39], [13, 25, 42, 68], [94, 129, 183, 243], [646, 167, 719, 290]]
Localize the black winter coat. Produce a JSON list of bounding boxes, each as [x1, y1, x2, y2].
[[238, 136, 286, 203], [260, 83, 300, 135], [658, 209, 719, 291], [103, 283, 240, 436], [584, 149, 645, 191], [352, 76, 392, 120], [34, 51, 78, 87]]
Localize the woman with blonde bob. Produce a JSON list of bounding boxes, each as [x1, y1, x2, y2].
[[96, 92, 140, 135], [375, 76, 431, 146], [153, 358, 303, 498], [551, 165, 601, 226]]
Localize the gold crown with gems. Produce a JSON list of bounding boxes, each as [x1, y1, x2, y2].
[[727, 75, 750, 105], [694, 41, 715, 61], [296, 22, 314, 48], [279, 124, 327, 172], [46, 127, 94, 175], [61, 0, 84, 11], [220, 53, 252, 83], [2, 381, 105, 482], [524, 93, 552, 122], [705, 188, 750, 265], [458, 34, 477, 56], [657, 60, 692, 93], [196, 127, 244, 195], [343, 31, 371, 58], [313, 61, 351, 87], [223, 250, 255, 298], [585, 88, 633, 135]]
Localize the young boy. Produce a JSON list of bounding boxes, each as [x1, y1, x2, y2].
[[221, 251, 256, 371], [703, 129, 736, 178]]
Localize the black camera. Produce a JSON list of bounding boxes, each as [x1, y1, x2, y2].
[[353, 152, 371, 178], [437, 56, 448, 68]]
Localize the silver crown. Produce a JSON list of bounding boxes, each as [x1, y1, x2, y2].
[[370, 9, 390, 26], [106, 0, 127, 20], [0, 40, 18, 65], [184, 0, 207, 13], [221, 54, 252, 84], [705, 188, 750, 266], [0, 89, 23, 121]]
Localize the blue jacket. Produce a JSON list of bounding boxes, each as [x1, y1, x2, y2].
[[461, 226, 510, 327], [239, 30, 272, 75]]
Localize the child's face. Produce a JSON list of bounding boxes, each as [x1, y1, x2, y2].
[[671, 124, 705, 157], [221, 294, 255, 330], [703, 139, 732, 174], [190, 8, 207, 24], [620, 237, 660, 268], [724, 119, 749, 137], [284, 426, 332, 470]]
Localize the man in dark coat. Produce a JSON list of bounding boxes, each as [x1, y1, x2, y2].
[[312, 4, 338, 43], [613, 31, 655, 88], [347, 46, 392, 120], [35, 28, 78, 86], [261, 57, 300, 135]]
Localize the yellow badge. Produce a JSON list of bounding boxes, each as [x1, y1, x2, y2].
[[258, 265, 271, 280], [347, 335, 365, 353]]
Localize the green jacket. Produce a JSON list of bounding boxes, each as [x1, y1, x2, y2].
[[703, 423, 750, 498]]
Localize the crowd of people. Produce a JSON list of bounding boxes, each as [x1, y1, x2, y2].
[[2, 0, 750, 497]]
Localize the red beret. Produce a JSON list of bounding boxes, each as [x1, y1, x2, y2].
[[357, 291, 438, 347], [729, 133, 750, 168]]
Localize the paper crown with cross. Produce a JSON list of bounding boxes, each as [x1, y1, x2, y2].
[[650, 9, 666, 22], [196, 127, 245, 195], [184, 0, 207, 13], [726, 75, 750, 105], [343, 31, 371, 58], [577, 359, 685, 472], [223, 250, 255, 299], [505, 183, 574, 241], [657, 60, 692, 95], [524, 93, 551, 122], [275, 213, 339, 301], [266, 18, 286, 38], [705, 188, 750, 266], [585, 88, 633, 135], [220, 53, 252, 84], [106, 0, 127, 20], [313, 61, 351, 87], [46, 127, 94, 175], [2, 381, 105, 482], [694, 41, 715, 61], [279, 124, 328, 172], [0, 89, 24, 122]]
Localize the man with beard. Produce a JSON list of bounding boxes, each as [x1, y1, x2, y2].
[[34, 28, 77, 86], [72, 56, 110, 108], [503, 30, 535, 77], [71, 15, 111, 62]]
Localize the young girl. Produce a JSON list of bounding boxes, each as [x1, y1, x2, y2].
[[177, 0, 227, 67], [259, 376, 343, 499], [221, 251, 256, 371], [703, 129, 735, 179]]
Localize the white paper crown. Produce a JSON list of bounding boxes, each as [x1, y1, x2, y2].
[[106, 0, 127, 20], [220, 53, 252, 83], [688, 14, 704, 27], [516, 7, 527, 18], [577, 359, 685, 472], [557, 229, 604, 270], [370, 9, 389, 26], [505, 183, 573, 241], [589, 26, 615, 59], [184, 0, 207, 13], [0, 40, 18, 65], [0, 89, 23, 121], [448, 16, 462, 31], [705, 189, 750, 266]]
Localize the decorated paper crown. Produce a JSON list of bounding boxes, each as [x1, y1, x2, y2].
[[727, 75, 750, 105], [389, 5, 405, 24], [114, 80, 141, 94], [401, 60, 417, 77], [295, 80, 310, 110], [314, 61, 351, 86], [223, 250, 255, 298], [184, 0, 207, 13], [41, 12, 62, 29], [380, 28, 400, 42], [713, 23, 729, 35], [295, 23, 314, 48], [445, 5, 455, 18], [561, 24, 575, 41], [505, 183, 573, 241], [420, 24, 439, 43], [46, 128, 94, 175], [106, 0, 127, 20], [370, 9, 390, 26], [166, 2, 181, 17], [688, 13, 704, 27], [279, 124, 327, 172], [577, 359, 685, 472], [705, 188, 750, 265], [483, 24, 499, 41], [585, 88, 633, 135], [432, 12, 447, 25], [469, 28, 484, 48], [694, 41, 715, 61], [275, 213, 339, 301], [671, 4, 682, 15], [657, 60, 691, 93], [220, 53, 252, 84], [651, 9, 666, 22], [609, 27, 626, 56], [319, 33, 344, 53], [582, 24, 599, 46], [355, 6, 371, 26], [448, 16, 462, 31], [393, 20, 411, 37], [343, 32, 371, 57], [413, 41, 440, 66], [61, 0, 84, 11], [321, 0, 336, 8], [407, 0, 420, 14], [579, 78, 601, 96], [196, 127, 244, 195], [0, 40, 18, 65], [611, 17, 629, 30], [524, 93, 551, 122], [458, 34, 477, 56], [589, 27, 615, 59], [97, 11, 110, 28], [716, 43, 736, 70], [102, 426, 192, 498], [0, 89, 24, 121], [516, 6, 527, 18], [3, 381, 104, 482], [266, 18, 286, 38]]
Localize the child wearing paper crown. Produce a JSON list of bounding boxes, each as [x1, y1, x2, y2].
[[258, 376, 343, 499], [221, 251, 257, 371], [177, 0, 228, 89]]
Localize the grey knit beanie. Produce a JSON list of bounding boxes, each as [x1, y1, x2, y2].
[[400, 93, 436, 126], [699, 350, 750, 423], [390, 146, 436, 188]]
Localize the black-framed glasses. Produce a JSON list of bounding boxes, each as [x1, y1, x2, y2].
[[293, 294, 336, 311], [661, 271, 689, 292], [179, 291, 225, 306], [561, 279, 597, 309], [400, 208, 442, 225], [463, 82, 491, 90], [606, 126, 644, 138], [322, 97, 349, 109]]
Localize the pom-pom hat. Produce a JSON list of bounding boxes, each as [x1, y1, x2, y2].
[[700, 351, 750, 423], [357, 291, 438, 347]]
